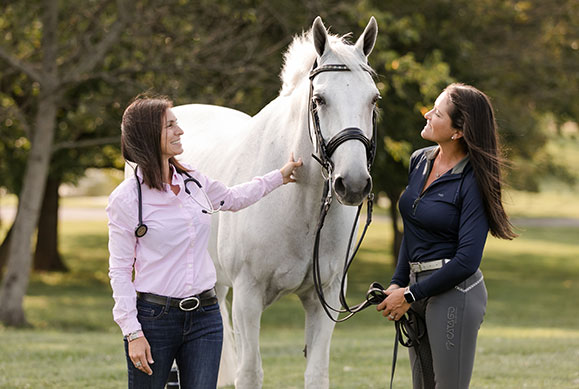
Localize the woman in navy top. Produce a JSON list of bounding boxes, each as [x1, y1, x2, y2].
[[377, 83, 516, 388]]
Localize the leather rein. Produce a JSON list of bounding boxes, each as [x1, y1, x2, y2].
[[307, 62, 427, 389], [307, 61, 379, 322]]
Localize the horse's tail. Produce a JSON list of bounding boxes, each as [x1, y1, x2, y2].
[[217, 284, 237, 387]]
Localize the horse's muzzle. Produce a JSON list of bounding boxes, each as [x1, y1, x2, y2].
[[333, 175, 372, 206]]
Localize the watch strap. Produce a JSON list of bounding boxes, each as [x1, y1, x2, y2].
[[404, 287, 416, 303], [125, 330, 143, 342]]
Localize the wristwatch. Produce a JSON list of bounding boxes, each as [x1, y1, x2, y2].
[[125, 330, 143, 342], [404, 287, 416, 303]]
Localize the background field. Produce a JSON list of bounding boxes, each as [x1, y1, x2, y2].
[[0, 186, 578, 388]]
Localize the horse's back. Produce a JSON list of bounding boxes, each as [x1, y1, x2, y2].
[[173, 104, 251, 170]]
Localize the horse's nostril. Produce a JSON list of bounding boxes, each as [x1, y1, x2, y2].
[[364, 177, 372, 196], [334, 176, 346, 197]]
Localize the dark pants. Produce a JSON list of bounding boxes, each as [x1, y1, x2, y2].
[[409, 269, 487, 389], [124, 298, 223, 389]]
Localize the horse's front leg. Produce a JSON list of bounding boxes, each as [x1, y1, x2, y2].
[[231, 279, 265, 389], [299, 278, 341, 389]]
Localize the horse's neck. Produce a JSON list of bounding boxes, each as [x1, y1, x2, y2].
[[264, 86, 325, 181], [249, 82, 330, 213]]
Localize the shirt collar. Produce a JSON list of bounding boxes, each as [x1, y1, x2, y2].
[[451, 155, 469, 174], [424, 146, 470, 175], [134, 164, 183, 187]]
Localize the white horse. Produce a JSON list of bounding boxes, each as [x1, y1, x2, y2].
[[174, 17, 379, 388]]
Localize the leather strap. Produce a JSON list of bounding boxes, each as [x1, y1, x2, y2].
[[137, 288, 218, 310], [325, 127, 372, 159], [409, 258, 451, 273]]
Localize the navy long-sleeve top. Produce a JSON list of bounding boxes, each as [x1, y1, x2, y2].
[[391, 146, 489, 300]]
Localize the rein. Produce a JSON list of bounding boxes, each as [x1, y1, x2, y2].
[[368, 284, 431, 389], [307, 62, 428, 388], [307, 61, 378, 322]]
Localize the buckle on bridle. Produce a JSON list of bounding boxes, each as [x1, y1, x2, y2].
[[179, 296, 200, 311]]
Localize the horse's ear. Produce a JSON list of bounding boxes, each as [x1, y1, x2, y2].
[[355, 16, 378, 57], [312, 16, 328, 57]]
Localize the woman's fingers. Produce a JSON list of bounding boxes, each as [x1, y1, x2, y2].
[[129, 337, 153, 375], [281, 153, 303, 184]]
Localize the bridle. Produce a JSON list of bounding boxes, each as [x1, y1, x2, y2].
[[308, 61, 377, 174], [307, 60, 380, 322], [308, 61, 422, 389]]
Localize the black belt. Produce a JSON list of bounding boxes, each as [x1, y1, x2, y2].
[[137, 288, 218, 312]]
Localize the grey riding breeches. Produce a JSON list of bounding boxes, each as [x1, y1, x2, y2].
[[408, 269, 487, 389]]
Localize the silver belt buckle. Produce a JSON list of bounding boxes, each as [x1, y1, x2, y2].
[[179, 296, 200, 311], [410, 262, 422, 273]]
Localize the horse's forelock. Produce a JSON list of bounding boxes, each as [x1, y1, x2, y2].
[[279, 29, 373, 96]]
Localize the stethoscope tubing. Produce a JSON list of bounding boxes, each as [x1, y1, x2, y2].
[[133, 166, 223, 238]]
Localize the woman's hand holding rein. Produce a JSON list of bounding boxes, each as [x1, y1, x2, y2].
[[376, 284, 410, 321]]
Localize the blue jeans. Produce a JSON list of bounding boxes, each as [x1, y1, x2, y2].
[[124, 298, 223, 389]]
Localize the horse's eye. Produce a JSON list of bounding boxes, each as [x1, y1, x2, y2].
[[372, 95, 381, 105], [312, 95, 326, 106]]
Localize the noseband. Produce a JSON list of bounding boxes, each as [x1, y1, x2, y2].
[[308, 61, 381, 322]]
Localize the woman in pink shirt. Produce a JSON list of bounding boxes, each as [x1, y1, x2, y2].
[[107, 96, 302, 388]]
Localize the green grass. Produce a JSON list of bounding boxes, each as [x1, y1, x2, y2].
[[1, 211, 578, 388], [504, 189, 579, 219]]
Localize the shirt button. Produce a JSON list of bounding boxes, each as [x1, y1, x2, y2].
[[188, 264, 192, 268], [179, 204, 183, 208]]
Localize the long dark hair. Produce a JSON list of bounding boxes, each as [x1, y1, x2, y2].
[[445, 83, 517, 240], [121, 96, 189, 190]]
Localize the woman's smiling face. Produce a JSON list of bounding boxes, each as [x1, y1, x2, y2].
[[160, 108, 184, 159], [421, 91, 459, 143]]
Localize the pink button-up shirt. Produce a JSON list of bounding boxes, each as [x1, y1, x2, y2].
[[107, 164, 283, 335]]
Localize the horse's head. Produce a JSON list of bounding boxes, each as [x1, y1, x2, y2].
[[309, 17, 379, 206]]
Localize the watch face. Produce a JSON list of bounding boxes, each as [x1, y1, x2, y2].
[[404, 291, 414, 303]]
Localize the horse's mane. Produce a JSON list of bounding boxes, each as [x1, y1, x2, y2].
[[279, 29, 372, 96]]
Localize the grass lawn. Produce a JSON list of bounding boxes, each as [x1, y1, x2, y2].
[[1, 194, 579, 388]]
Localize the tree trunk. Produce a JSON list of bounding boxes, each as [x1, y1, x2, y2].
[[0, 95, 57, 325], [0, 225, 14, 274], [0, 87, 58, 326], [0, 0, 59, 327], [34, 175, 67, 272], [387, 192, 403, 268]]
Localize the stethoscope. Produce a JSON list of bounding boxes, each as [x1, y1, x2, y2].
[[134, 166, 224, 238]]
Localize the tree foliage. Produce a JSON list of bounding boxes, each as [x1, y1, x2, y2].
[[0, 0, 576, 325]]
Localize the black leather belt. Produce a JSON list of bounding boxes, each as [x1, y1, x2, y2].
[[137, 288, 218, 311]]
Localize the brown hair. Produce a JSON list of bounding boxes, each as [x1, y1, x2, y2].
[[121, 96, 188, 190], [445, 83, 517, 240]]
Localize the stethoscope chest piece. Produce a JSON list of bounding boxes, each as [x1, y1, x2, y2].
[[135, 224, 148, 238], [133, 165, 223, 239]]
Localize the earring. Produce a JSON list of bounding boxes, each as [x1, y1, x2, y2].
[[451, 135, 455, 141]]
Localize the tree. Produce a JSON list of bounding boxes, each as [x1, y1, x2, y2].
[[0, 0, 130, 326], [372, 0, 578, 191], [0, 0, 330, 325], [352, 0, 578, 261]]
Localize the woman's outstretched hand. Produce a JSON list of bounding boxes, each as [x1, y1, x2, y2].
[[280, 152, 303, 184]]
